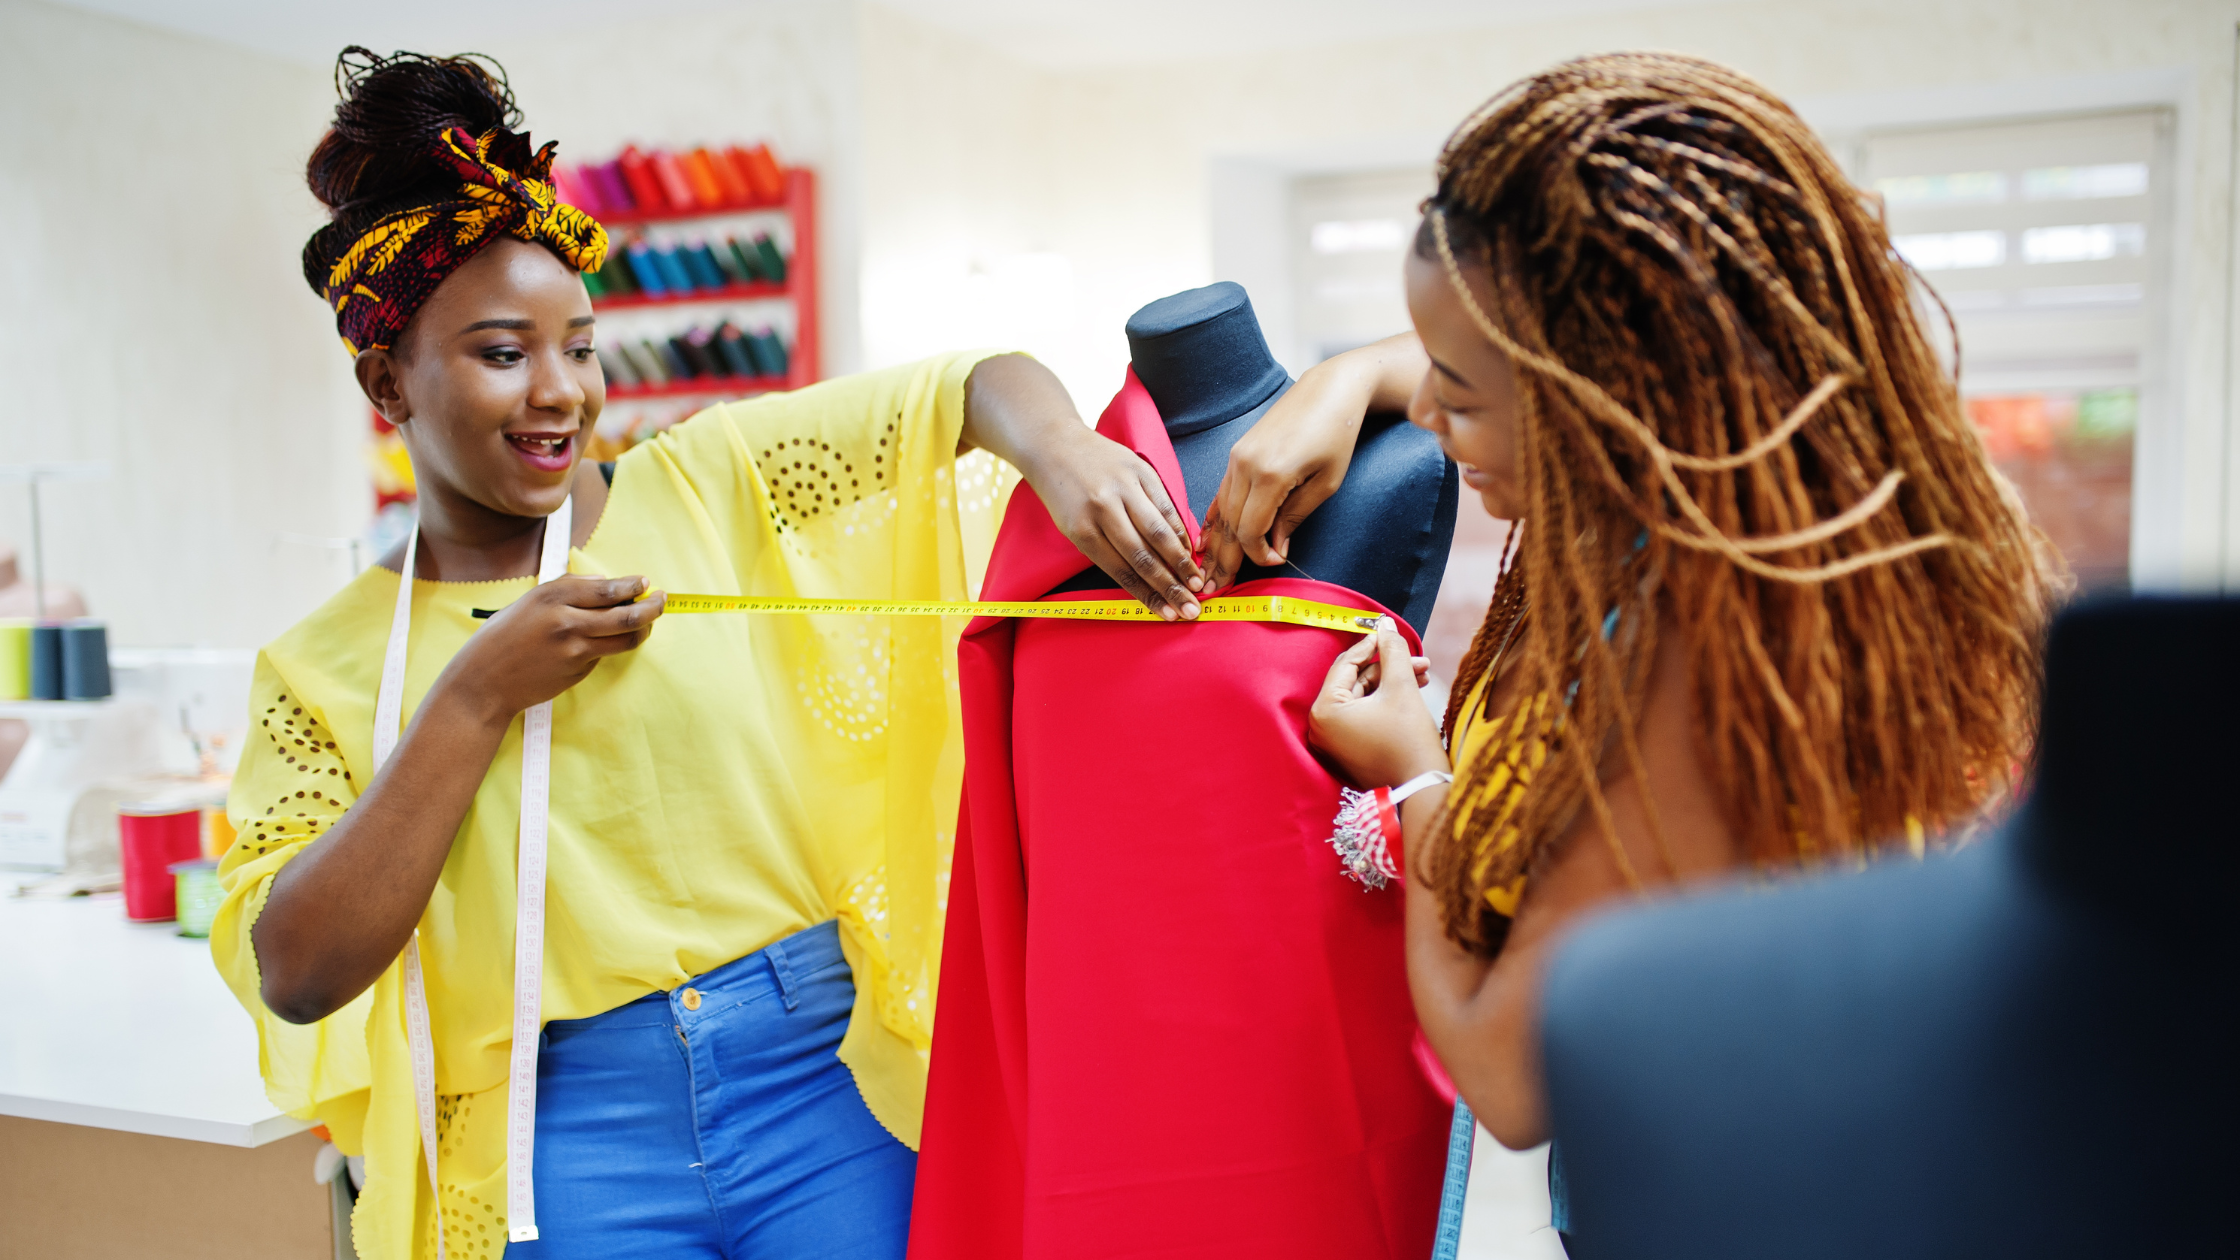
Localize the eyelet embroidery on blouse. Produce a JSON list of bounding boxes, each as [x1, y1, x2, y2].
[[841, 863, 937, 1048], [240, 692, 353, 858], [752, 412, 899, 534], [795, 630, 893, 744], [423, 1093, 505, 1256]]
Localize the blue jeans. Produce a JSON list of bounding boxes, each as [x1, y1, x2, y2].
[[510, 920, 916, 1259]]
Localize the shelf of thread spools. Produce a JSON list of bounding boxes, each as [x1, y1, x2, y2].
[[552, 143, 819, 461]]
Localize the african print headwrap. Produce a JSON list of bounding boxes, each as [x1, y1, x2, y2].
[[320, 126, 608, 356]]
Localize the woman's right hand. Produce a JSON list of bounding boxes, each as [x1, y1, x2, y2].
[[1309, 616, 1446, 789], [440, 575, 666, 724]]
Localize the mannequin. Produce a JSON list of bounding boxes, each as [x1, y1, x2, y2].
[[912, 349, 1453, 1260], [1049, 282, 1456, 632], [1538, 597, 2238, 1258]]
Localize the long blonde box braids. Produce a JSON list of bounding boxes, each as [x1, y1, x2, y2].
[[1424, 52, 2056, 956]]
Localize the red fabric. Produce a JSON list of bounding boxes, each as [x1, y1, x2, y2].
[[910, 371, 1449, 1260]]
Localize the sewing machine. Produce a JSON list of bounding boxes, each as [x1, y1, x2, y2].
[[0, 650, 251, 872]]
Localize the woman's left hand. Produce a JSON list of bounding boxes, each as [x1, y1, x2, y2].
[[1026, 423, 1207, 621], [1309, 616, 1446, 788]]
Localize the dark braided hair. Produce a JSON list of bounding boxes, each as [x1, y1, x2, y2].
[[1421, 53, 2058, 956], [300, 47, 524, 299]]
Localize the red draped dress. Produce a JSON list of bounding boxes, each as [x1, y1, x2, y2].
[[908, 371, 1449, 1260]]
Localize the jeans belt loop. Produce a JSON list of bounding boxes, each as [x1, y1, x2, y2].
[[768, 938, 802, 1011]]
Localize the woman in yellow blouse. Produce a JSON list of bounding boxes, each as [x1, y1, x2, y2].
[[213, 50, 1206, 1260]]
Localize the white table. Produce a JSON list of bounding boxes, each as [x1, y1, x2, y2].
[[0, 881, 304, 1146]]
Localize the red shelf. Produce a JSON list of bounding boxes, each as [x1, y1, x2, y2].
[[593, 280, 789, 310], [595, 199, 789, 227], [607, 375, 788, 400]]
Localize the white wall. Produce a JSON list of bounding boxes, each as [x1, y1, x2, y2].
[[858, 8, 1085, 393], [853, 0, 2240, 589], [0, 0, 364, 651], [500, 0, 867, 378]]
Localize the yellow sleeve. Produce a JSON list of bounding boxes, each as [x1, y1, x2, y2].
[[209, 652, 376, 1152], [629, 351, 1001, 565]]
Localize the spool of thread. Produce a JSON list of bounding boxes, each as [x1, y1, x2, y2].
[[727, 238, 766, 284], [656, 340, 692, 382], [707, 239, 751, 286], [29, 624, 64, 700], [204, 806, 237, 859], [617, 146, 668, 214], [0, 620, 29, 701], [61, 621, 110, 700], [652, 247, 695, 294], [597, 347, 640, 389], [597, 250, 639, 295], [589, 161, 635, 214], [650, 150, 699, 211], [621, 340, 669, 386], [681, 243, 728, 290], [119, 804, 203, 922], [702, 146, 755, 206], [749, 329, 791, 379], [624, 243, 668, 296], [552, 164, 601, 218], [729, 144, 786, 203], [680, 148, 727, 209], [752, 234, 788, 285], [670, 334, 716, 380], [697, 243, 734, 289], [713, 324, 759, 379], [170, 859, 224, 938]]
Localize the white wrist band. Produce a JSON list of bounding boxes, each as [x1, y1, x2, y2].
[[1388, 771, 1454, 806]]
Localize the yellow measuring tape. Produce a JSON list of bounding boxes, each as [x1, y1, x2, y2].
[[656, 592, 1384, 633]]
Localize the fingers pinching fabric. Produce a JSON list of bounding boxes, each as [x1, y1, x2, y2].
[[319, 126, 609, 356]]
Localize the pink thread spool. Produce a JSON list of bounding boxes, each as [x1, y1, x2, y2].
[[119, 804, 203, 922]]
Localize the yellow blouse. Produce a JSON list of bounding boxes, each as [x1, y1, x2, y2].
[[211, 353, 1016, 1260], [1445, 670, 1549, 919]]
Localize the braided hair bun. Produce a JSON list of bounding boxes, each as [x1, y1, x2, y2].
[[300, 47, 525, 297]]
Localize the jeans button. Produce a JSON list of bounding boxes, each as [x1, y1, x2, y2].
[[681, 987, 703, 1011]]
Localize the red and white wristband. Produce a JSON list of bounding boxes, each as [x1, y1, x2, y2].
[[1328, 771, 1453, 889]]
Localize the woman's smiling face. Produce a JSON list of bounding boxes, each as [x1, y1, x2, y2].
[[358, 237, 605, 523], [1403, 241, 1524, 522]]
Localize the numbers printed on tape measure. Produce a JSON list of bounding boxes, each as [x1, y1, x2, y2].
[[650, 593, 1385, 633]]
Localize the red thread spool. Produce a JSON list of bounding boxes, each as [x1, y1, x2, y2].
[[119, 804, 204, 922]]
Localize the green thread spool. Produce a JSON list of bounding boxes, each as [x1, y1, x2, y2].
[[0, 621, 28, 700], [171, 859, 223, 938]]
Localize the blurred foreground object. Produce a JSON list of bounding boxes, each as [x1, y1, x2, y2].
[[1541, 597, 2236, 1258]]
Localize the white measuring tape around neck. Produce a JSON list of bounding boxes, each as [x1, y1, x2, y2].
[[373, 496, 571, 1252]]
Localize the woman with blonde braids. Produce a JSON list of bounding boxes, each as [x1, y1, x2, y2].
[[1216, 51, 2052, 1181]]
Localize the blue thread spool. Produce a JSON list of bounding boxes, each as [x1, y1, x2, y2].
[[28, 624, 64, 700], [624, 243, 668, 296], [750, 328, 790, 378], [653, 247, 695, 294], [61, 620, 110, 700]]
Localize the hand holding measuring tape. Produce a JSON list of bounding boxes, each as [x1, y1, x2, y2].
[[445, 575, 666, 722]]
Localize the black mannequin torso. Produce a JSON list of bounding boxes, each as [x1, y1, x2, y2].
[[1049, 283, 1456, 631]]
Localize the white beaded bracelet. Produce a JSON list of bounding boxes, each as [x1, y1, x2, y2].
[[1327, 771, 1454, 890]]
